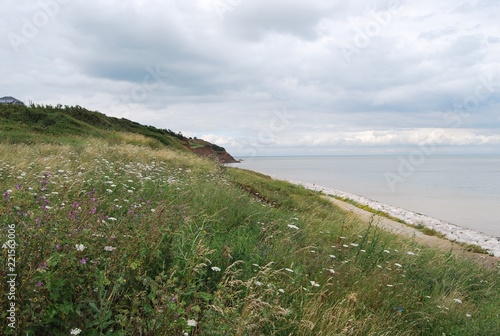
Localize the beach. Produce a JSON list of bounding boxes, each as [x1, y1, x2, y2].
[[303, 182, 500, 258]]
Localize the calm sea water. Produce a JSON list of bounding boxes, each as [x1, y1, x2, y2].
[[234, 156, 500, 237]]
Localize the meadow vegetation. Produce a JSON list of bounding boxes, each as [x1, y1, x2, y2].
[[1, 109, 499, 335]]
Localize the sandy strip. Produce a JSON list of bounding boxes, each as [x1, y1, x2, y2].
[[327, 196, 500, 269]]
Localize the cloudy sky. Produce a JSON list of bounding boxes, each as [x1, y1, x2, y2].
[[2, 0, 500, 156]]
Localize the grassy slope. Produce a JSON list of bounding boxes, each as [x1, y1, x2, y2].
[[0, 104, 188, 150], [0, 117, 499, 335]]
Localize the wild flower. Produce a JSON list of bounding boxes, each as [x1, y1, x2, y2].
[[329, 255, 336, 259], [326, 268, 335, 274], [278, 288, 285, 294], [81, 258, 87, 264], [466, 313, 472, 318], [70, 328, 82, 335], [310, 281, 320, 287], [187, 319, 197, 327], [104, 246, 116, 252], [254, 281, 263, 286], [75, 244, 85, 251], [211, 266, 221, 272], [36, 281, 42, 287]]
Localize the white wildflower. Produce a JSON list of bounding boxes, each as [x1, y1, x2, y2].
[[104, 246, 116, 252], [465, 313, 472, 318], [108, 217, 117, 221], [310, 281, 320, 287], [75, 244, 85, 252], [186, 319, 197, 327], [329, 255, 336, 259], [211, 266, 221, 272], [254, 281, 263, 286], [70, 328, 82, 335], [326, 268, 335, 274], [278, 288, 285, 294]]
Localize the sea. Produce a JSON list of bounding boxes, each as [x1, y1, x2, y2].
[[233, 155, 500, 237]]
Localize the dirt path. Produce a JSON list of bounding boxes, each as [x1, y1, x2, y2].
[[327, 197, 500, 269]]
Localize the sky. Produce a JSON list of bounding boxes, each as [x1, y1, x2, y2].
[[2, 0, 500, 156]]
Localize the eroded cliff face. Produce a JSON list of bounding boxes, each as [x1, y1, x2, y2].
[[185, 139, 239, 163], [190, 146, 239, 163]]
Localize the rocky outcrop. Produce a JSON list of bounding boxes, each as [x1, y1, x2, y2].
[[186, 139, 239, 163]]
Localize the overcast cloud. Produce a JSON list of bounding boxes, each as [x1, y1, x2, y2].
[[2, 0, 500, 155]]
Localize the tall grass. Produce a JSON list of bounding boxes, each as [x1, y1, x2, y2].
[[1, 141, 499, 335]]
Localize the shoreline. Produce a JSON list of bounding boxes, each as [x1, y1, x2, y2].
[[301, 182, 500, 258]]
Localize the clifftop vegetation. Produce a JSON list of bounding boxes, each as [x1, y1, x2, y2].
[[0, 104, 237, 162]]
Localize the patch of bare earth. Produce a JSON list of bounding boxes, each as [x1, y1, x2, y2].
[[327, 197, 500, 269]]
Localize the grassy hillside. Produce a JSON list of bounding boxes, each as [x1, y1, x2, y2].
[[0, 104, 236, 161], [1, 117, 499, 335]]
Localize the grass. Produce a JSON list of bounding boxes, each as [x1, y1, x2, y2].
[[0, 140, 498, 335]]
